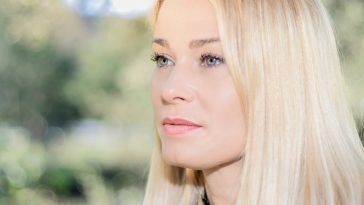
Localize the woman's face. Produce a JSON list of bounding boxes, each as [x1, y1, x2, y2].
[[151, 0, 246, 170]]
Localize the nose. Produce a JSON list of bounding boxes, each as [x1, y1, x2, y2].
[[161, 67, 195, 105]]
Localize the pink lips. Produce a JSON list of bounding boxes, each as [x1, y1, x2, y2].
[[162, 117, 203, 135]]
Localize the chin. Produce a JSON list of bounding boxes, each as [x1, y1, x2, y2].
[[162, 149, 196, 169], [161, 148, 215, 170]]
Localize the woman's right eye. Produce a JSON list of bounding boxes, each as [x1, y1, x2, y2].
[[151, 53, 174, 68]]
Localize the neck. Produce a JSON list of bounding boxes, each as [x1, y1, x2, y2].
[[202, 157, 243, 205]]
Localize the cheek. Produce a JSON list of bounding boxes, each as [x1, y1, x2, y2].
[[206, 89, 247, 162], [151, 77, 161, 113]]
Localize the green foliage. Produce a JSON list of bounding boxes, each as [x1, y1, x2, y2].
[[64, 17, 154, 123], [0, 0, 152, 204], [324, 0, 364, 120], [0, 125, 148, 205], [39, 165, 84, 198], [0, 0, 155, 130], [0, 0, 82, 129]]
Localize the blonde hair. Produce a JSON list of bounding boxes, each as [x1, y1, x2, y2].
[[143, 0, 364, 204]]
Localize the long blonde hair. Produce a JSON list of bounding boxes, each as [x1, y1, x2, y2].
[[143, 0, 364, 204]]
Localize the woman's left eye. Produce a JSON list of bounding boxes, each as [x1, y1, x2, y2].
[[200, 54, 225, 67]]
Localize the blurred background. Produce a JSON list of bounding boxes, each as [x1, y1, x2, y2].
[[0, 0, 363, 204]]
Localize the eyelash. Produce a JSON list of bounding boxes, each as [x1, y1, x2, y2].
[[150, 53, 173, 68], [150, 53, 225, 68]]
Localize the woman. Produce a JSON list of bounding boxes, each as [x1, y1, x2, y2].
[[144, 0, 364, 204]]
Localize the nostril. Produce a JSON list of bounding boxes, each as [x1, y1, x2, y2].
[[161, 86, 192, 104], [162, 95, 187, 104]]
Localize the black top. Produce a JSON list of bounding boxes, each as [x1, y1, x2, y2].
[[201, 189, 210, 205]]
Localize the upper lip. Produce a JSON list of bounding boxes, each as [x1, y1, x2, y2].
[[162, 117, 202, 127]]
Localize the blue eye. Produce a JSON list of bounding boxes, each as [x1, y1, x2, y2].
[[200, 54, 225, 67], [151, 53, 174, 68]]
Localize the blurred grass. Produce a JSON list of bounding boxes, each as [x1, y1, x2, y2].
[[0, 0, 363, 204]]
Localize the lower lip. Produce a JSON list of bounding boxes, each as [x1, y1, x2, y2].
[[163, 124, 202, 135]]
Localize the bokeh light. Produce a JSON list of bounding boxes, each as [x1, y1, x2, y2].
[[64, 0, 154, 18]]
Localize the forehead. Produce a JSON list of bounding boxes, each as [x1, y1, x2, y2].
[[153, 0, 219, 39]]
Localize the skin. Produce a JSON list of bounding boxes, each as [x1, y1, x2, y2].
[[151, 0, 246, 204]]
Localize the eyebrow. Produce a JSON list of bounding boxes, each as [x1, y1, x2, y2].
[[152, 38, 220, 49]]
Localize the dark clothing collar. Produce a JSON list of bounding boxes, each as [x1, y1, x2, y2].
[[202, 188, 210, 205]]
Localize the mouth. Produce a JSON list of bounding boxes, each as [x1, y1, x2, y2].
[[162, 117, 203, 135]]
